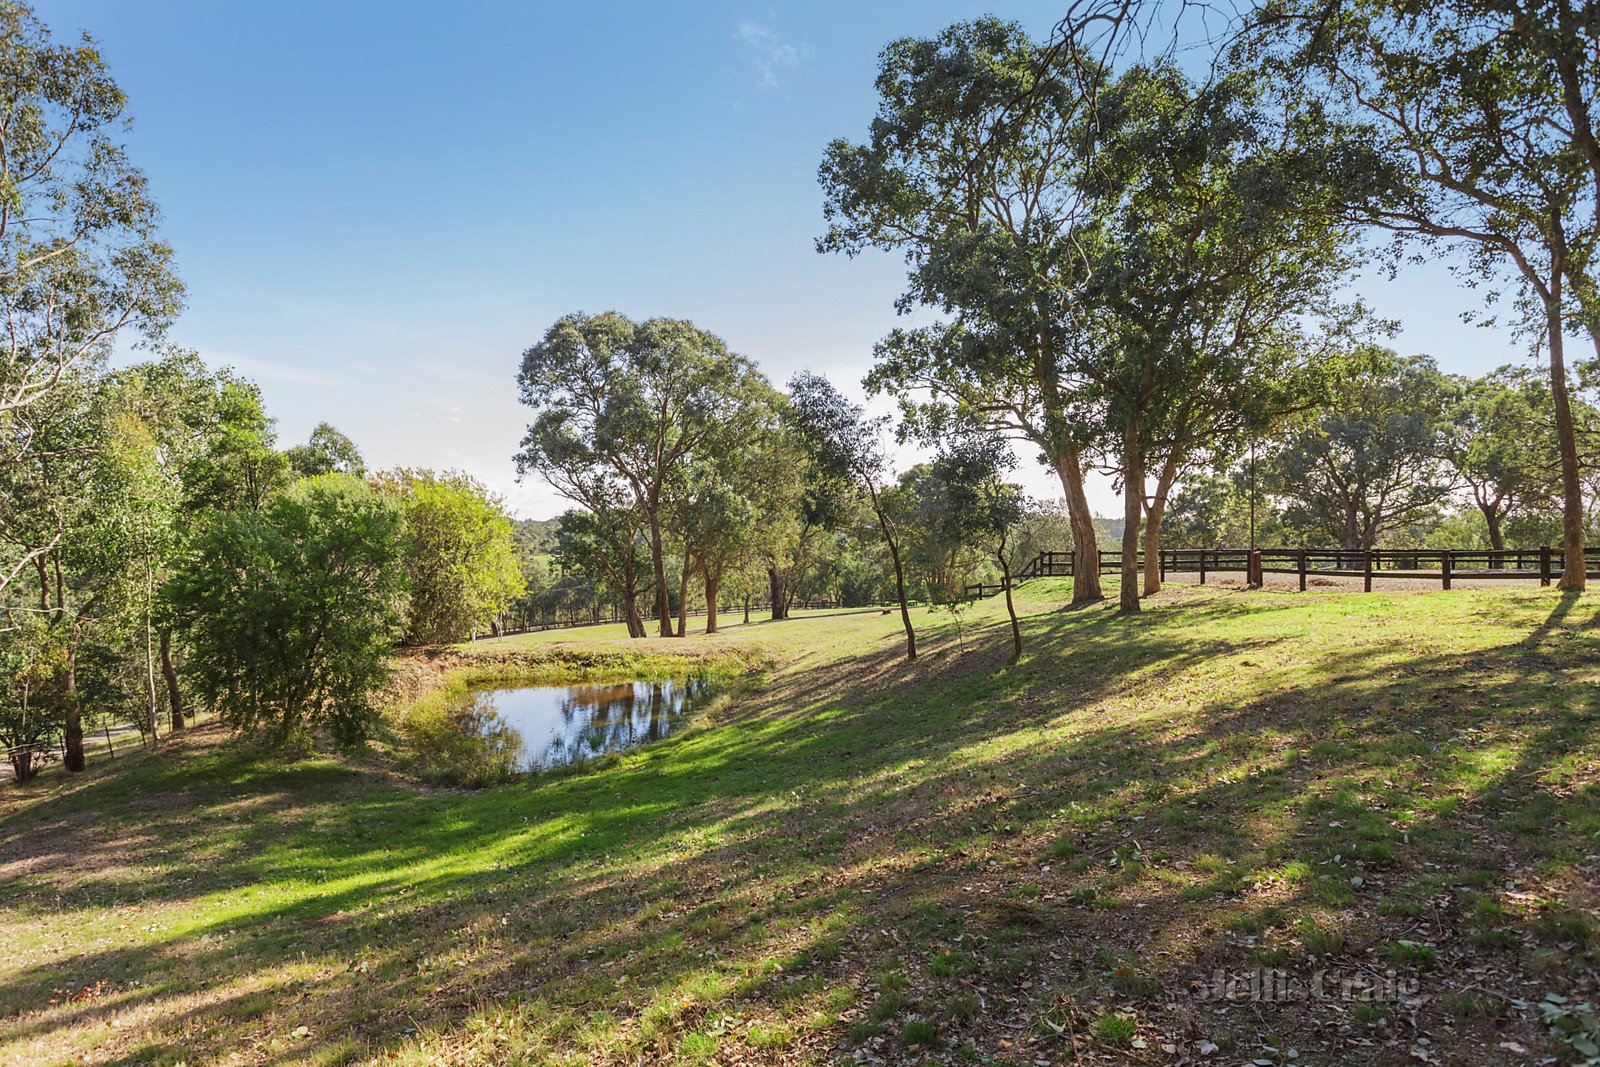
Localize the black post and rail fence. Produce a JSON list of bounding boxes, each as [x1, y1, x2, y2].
[[964, 546, 1590, 600]]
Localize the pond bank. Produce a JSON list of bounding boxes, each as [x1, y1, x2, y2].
[[384, 639, 766, 706], [382, 640, 767, 786]]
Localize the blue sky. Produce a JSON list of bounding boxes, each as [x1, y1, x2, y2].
[[43, 0, 1531, 518]]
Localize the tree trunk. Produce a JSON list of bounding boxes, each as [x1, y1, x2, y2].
[[1053, 443, 1103, 604], [675, 551, 691, 638], [870, 488, 917, 661], [622, 561, 646, 638], [63, 636, 84, 773], [1343, 502, 1362, 553], [767, 565, 788, 620], [998, 545, 1022, 663], [704, 566, 720, 634], [1119, 417, 1144, 614], [885, 537, 918, 660], [144, 572, 160, 744], [1143, 454, 1178, 596], [742, 594, 750, 625], [1548, 308, 1587, 591], [161, 631, 184, 733], [1480, 503, 1506, 564], [647, 505, 674, 636]]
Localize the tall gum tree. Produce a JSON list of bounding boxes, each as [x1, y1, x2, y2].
[[1249, 0, 1600, 588], [516, 312, 759, 636], [787, 372, 919, 661], [820, 18, 1110, 604], [667, 381, 786, 634], [1075, 61, 1371, 610], [0, 5, 183, 598], [1265, 352, 1458, 549]]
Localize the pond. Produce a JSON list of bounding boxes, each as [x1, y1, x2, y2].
[[444, 676, 719, 772]]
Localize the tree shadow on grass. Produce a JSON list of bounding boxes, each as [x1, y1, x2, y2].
[[1, 586, 1596, 1064]]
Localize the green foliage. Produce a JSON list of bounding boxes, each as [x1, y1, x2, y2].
[[285, 422, 365, 479], [164, 475, 406, 747], [1251, 0, 1598, 342], [0, 3, 183, 555], [1251, 0, 1600, 577], [1540, 995, 1600, 1065], [394, 692, 524, 788], [0, 615, 67, 781], [377, 469, 525, 645], [1266, 352, 1457, 549], [1442, 366, 1600, 548], [513, 518, 560, 556], [516, 311, 768, 636], [787, 371, 917, 657], [823, 18, 1107, 603]]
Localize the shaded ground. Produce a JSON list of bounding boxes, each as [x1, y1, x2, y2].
[[1, 581, 1597, 1066]]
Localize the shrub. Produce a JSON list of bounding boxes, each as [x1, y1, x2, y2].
[[164, 475, 406, 746], [395, 693, 525, 787]]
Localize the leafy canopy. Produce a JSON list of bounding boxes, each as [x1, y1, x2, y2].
[[163, 474, 406, 747]]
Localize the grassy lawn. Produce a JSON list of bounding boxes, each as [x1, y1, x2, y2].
[[2, 580, 1598, 1065]]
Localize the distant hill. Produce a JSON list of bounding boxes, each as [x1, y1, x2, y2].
[[513, 517, 560, 557]]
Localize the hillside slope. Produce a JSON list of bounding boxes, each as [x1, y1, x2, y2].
[[1, 580, 1597, 1065]]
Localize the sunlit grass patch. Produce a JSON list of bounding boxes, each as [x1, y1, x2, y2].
[[3, 585, 1597, 1064]]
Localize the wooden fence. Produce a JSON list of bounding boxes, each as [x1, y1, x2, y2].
[[965, 546, 1591, 598]]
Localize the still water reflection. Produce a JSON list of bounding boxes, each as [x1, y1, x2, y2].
[[447, 676, 717, 771]]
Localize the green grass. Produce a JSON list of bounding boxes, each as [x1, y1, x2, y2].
[[2, 579, 1598, 1064]]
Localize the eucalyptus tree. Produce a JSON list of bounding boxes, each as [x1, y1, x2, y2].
[[1249, 0, 1600, 587], [552, 504, 650, 636], [88, 352, 294, 739], [2, 351, 290, 768], [757, 446, 859, 621], [286, 422, 365, 479], [0, 4, 183, 597], [661, 376, 786, 635], [1265, 353, 1458, 550], [787, 372, 918, 661], [1073, 61, 1371, 609], [0, 612, 64, 781], [929, 438, 1027, 661], [1444, 368, 1562, 553], [822, 18, 1109, 605], [884, 463, 967, 604], [182, 375, 290, 513], [517, 312, 761, 636], [0, 372, 106, 768], [669, 442, 765, 635]]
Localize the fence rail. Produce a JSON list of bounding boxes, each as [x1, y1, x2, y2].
[[966, 545, 1589, 598]]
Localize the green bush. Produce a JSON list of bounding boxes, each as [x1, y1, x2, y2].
[[396, 694, 525, 787], [164, 474, 406, 747]]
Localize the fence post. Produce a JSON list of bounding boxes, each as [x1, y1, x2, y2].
[[1298, 549, 1307, 592], [1199, 550, 1207, 585], [1363, 550, 1374, 593], [1248, 550, 1262, 588], [1160, 550, 1167, 583], [1442, 550, 1452, 591], [1540, 545, 1552, 587]]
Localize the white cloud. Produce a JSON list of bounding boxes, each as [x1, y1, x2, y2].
[[736, 21, 812, 89], [200, 350, 339, 387]]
